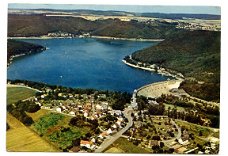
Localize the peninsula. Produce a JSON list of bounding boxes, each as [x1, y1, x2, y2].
[[7, 39, 46, 66]]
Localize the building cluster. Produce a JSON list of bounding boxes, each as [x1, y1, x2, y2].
[[176, 21, 220, 31], [69, 110, 127, 152], [123, 112, 219, 154], [33, 87, 129, 152], [46, 32, 77, 38]]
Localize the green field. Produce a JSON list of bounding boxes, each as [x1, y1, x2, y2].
[[7, 85, 37, 105], [105, 137, 149, 153], [6, 113, 59, 152], [27, 109, 51, 122], [30, 112, 89, 150], [176, 119, 219, 144], [164, 103, 185, 111]]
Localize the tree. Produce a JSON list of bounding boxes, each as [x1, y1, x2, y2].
[[72, 138, 81, 146], [189, 133, 195, 140], [133, 140, 140, 146], [152, 136, 161, 141], [146, 135, 151, 140], [197, 144, 203, 151], [168, 148, 174, 153], [148, 103, 165, 115], [69, 117, 78, 126], [95, 128, 101, 134], [169, 132, 175, 137], [137, 96, 148, 110], [27, 104, 41, 113], [152, 145, 160, 153], [85, 132, 92, 138], [199, 130, 203, 136], [104, 114, 117, 122], [22, 116, 34, 126], [160, 141, 164, 148]]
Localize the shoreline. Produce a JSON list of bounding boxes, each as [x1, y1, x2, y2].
[[7, 47, 46, 67], [90, 36, 164, 42], [122, 59, 184, 80], [7, 84, 42, 93], [8, 35, 164, 42]]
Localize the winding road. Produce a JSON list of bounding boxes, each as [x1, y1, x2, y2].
[[95, 107, 133, 153], [163, 119, 182, 146]]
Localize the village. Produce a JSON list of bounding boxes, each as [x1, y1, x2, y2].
[[8, 81, 218, 154], [124, 113, 219, 154], [20, 85, 131, 152]]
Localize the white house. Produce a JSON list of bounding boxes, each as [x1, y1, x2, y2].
[[61, 106, 66, 110], [112, 124, 117, 129], [107, 128, 113, 135], [69, 111, 75, 116], [98, 132, 108, 139], [114, 110, 122, 116], [91, 138, 96, 143], [116, 120, 122, 127], [84, 112, 88, 118], [56, 107, 62, 113], [117, 117, 124, 122], [96, 104, 103, 110]]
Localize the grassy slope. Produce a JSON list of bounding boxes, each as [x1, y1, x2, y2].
[[176, 120, 219, 139], [6, 113, 59, 152], [26, 109, 51, 122], [30, 112, 90, 150], [7, 86, 37, 105], [105, 137, 149, 153], [132, 30, 220, 101]]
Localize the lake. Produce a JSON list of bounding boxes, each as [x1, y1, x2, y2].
[[7, 38, 169, 93]]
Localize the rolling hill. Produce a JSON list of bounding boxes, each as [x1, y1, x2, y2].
[[8, 14, 180, 39]]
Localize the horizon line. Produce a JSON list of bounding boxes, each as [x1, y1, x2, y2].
[[8, 7, 221, 16]]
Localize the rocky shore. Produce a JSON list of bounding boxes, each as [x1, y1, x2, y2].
[[122, 57, 184, 80]]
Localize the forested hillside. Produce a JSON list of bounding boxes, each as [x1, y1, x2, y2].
[[7, 39, 45, 63], [8, 14, 180, 39], [132, 30, 220, 101]]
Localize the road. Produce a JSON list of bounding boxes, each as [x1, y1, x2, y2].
[[163, 119, 182, 146], [94, 107, 133, 153]]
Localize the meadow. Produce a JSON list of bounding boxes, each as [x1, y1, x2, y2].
[[105, 137, 149, 153], [6, 113, 59, 152], [7, 85, 37, 104]]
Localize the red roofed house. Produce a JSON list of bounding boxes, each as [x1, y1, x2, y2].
[[80, 140, 92, 149]]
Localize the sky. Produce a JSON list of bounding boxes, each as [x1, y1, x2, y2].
[[8, 3, 221, 15]]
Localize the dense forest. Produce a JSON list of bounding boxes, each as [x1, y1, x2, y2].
[[132, 30, 220, 101]]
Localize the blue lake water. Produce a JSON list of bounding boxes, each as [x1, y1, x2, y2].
[[7, 38, 169, 93]]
